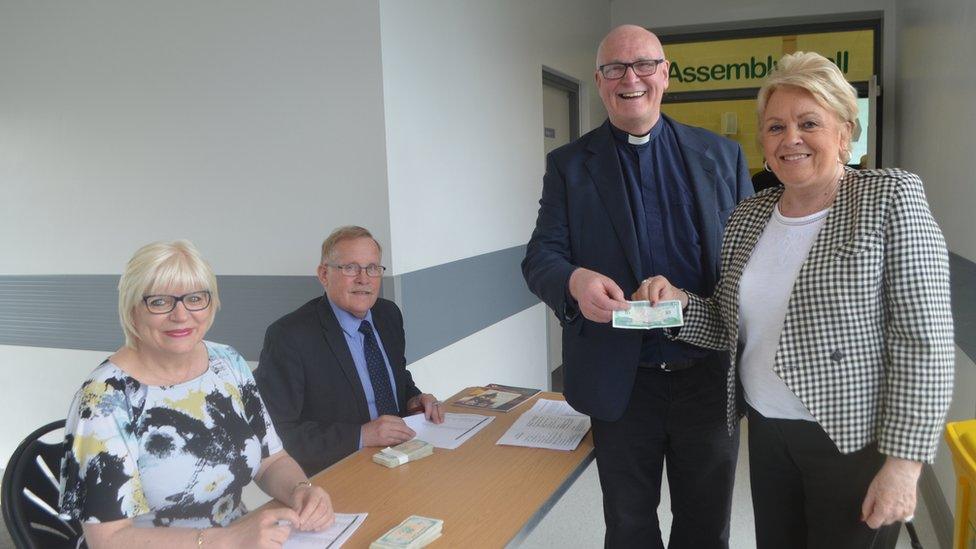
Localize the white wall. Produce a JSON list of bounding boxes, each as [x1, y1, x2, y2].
[[610, 0, 899, 169], [408, 305, 550, 400], [378, 0, 609, 396], [0, 346, 110, 464], [0, 1, 610, 465], [892, 0, 976, 517], [892, 0, 976, 260], [0, 0, 391, 465], [0, 1, 391, 276], [379, 0, 609, 275]]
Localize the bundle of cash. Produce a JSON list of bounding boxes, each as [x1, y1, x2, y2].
[[612, 300, 684, 329], [370, 515, 443, 548], [371, 439, 434, 468]]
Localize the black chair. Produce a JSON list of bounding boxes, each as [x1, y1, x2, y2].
[[2, 419, 83, 548]]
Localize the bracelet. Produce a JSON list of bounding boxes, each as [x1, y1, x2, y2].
[[293, 480, 313, 492], [196, 529, 205, 547]]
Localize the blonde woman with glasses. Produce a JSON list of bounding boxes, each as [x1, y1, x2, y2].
[[59, 240, 334, 548]]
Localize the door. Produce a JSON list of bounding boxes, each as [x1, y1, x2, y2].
[[541, 69, 580, 391]]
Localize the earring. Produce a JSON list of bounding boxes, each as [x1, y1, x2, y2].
[[763, 160, 771, 171]]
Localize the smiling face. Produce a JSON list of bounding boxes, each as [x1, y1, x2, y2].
[[761, 85, 850, 191], [318, 236, 382, 318], [595, 25, 669, 135], [132, 286, 212, 357]]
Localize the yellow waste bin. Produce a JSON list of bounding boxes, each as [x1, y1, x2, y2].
[[946, 419, 976, 549]]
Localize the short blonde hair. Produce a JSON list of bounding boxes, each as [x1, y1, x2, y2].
[[756, 51, 859, 163], [118, 240, 220, 348], [320, 226, 382, 264]]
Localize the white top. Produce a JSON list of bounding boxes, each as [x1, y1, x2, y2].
[[738, 204, 830, 421]]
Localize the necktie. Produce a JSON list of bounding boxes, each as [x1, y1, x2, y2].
[[359, 320, 398, 416]]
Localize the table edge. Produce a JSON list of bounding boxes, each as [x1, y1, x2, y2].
[[503, 443, 596, 548]]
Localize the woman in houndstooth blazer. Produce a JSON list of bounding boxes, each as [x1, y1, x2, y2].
[[638, 52, 954, 549]]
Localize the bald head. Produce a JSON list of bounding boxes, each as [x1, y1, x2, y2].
[[594, 24, 670, 135], [597, 25, 664, 67]]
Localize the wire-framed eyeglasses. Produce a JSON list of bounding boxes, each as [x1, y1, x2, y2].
[[325, 263, 387, 277]]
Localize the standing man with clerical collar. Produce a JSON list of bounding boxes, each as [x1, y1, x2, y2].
[[255, 226, 443, 475], [522, 25, 753, 548]]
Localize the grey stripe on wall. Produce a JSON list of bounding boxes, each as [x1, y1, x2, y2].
[[0, 275, 324, 359], [4, 249, 976, 365], [0, 245, 539, 362], [397, 245, 537, 363], [0, 276, 122, 352]]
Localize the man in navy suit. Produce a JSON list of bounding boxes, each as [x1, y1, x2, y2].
[[522, 25, 752, 548], [255, 226, 443, 475]]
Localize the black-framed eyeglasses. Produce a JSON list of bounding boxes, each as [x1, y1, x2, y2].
[[142, 290, 212, 314], [325, 263, 387, 277], [598, 59, 666, 79]]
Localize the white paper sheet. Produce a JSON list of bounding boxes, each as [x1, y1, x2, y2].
[[283, 512, 367, 549], [403, 412, 494, 450], [495, 399, 591, 451]]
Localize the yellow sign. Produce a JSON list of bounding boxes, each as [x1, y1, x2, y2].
[[662, 99, 764, 171], [664, 30, 874, 93]]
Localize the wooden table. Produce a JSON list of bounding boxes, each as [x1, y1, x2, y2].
[[309, 389, 594, 548]]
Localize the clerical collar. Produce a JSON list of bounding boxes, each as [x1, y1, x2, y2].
[[609, 117, 665, 146]]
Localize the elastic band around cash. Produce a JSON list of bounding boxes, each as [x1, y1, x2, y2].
[[380, 447, 409, 465]]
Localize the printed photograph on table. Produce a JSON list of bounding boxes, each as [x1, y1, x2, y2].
[[453, 384, 540, 412]]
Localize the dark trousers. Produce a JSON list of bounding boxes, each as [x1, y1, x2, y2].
[[747, 407, 901, 549], [591, 357, 739, 549]]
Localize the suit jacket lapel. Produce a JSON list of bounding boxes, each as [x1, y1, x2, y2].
[[783, 168, 859, 346], [671, 121, 723, 290], [798, 167, 858, 264], [585, 121, 643, 282], [316, 296, 370, 420]]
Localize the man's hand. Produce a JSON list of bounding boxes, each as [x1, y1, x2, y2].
[[861, 456, 922, 528], [632, 275, 688, 308], [408, 393, 445, 424], [361, 415, 415, 447], [567, 268, 629, 323]]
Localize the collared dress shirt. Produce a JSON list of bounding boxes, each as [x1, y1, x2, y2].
[[610, 118, 708, 364], [328, 298, 399, 447]]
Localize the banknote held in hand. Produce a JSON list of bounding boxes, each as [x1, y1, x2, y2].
[[612, 300, 683, 329]]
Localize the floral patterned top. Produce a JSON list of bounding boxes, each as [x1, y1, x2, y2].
[[58, 341, 283, 528]]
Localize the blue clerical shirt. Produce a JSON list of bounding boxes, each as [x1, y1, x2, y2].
[[328, 298, 399, 447], [610, 118, 709, 363]]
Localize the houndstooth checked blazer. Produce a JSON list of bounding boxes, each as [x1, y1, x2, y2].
[[678, 167, 954, 463]]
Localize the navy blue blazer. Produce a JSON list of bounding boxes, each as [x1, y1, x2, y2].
[[254, 296, 421, 475], [522, 117, 752, 421]]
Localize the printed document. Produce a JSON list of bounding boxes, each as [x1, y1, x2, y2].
[[284, 513, 367, 549], [496, 399, 590, 451], [404, 412, 494, 450]]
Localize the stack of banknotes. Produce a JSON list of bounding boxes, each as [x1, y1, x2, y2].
[[372, 439, 434, 468], [370, 516, 443, 548]]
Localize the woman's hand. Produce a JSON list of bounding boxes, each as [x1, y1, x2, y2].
[[254, 452, 334, 533], [861, 456, 922, 528], [212, 507, 299, 548], [631, 276, 688, 308], [290, 482, 335, 532]]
